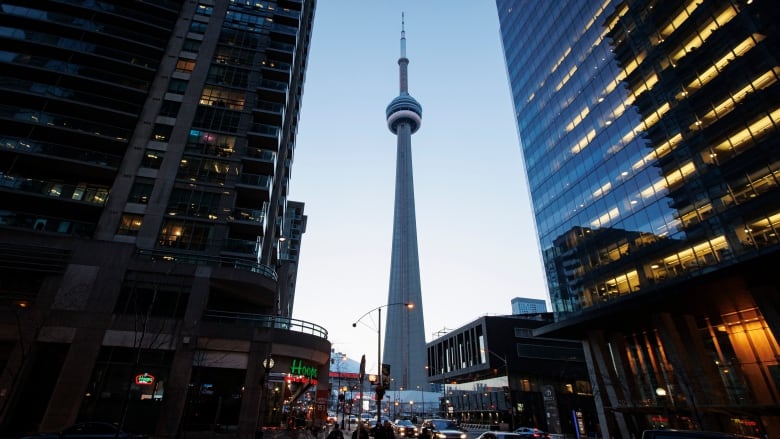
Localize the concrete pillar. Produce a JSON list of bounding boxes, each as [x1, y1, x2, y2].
[[238, 341, 265, 439], [154, 269, 211, 439], [39, 327, 104, 430], [583, 331, 631, 438]]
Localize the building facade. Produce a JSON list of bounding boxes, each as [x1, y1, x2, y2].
[[496, 0, 779, 437], [383, 18, 428, 392], [427, 315, 596, 436], [0, 1, 330, 437], [510, 297, 547, 315]]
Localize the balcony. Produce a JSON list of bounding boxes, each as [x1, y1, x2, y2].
[[257, 79, 288, 104], [203, 310, 328, 339], [0, 175, 109, 205], [221, 237, 259, 256], [134, 249, 277, 281], [229, 207, 266, 224], [233, 173, 272, 205], [252, 100, 284, 125], [0, 211, 95, 237], [267, 40, 295, 62], [1, 136, 121, 168], [227, 206, 265, 235], [247, 123, 280, 151], [260, 59, 291, 82], [239, 146, 275, 175]]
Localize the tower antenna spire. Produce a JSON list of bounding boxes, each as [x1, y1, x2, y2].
[[400, 12, 406, 59]]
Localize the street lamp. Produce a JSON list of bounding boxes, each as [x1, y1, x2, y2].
[[480, 348, 513, 430], [353, 302, 414, 425], [416, 385, 424, 418]]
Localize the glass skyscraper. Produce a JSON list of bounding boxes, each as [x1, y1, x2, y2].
[[0, 1, 329, 437], [497, 0, 779, 436]]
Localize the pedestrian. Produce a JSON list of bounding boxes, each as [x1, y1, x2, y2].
[[352, 422, 370, 439], [419, 427, 432, 439], [328, 423, 345, 439], [374, 421, 394, 439]]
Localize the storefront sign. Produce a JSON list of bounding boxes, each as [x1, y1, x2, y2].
[[135, 373, 155, 386], [289, 358, 318, 380]]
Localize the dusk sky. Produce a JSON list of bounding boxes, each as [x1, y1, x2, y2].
[[289, 1, 548, 372]]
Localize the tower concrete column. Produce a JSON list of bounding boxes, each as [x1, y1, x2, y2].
[[383, 16, 427, 391]]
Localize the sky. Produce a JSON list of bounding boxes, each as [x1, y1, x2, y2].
[[289, 1, 548, 372]]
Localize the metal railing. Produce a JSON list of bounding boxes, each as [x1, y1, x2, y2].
[[135, 249, 277, 280], [203, 310, 328, 339]]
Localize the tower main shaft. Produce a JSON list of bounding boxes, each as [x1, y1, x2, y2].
[[383, 15, 427, 392]]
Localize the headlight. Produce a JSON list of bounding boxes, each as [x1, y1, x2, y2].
[[436, 434, 446, 439], [459, 434, 467, 439]]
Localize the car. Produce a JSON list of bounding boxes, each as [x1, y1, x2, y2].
[[641, 430, 760, 439], [393, 419, 419, 437], [348, 415, 359, 424], [422, 419, 467, 439], [19, 422, 146, 439], [512, 427, 550, 439], [327, 412, 338, 424], [476, 433, 524, 439]]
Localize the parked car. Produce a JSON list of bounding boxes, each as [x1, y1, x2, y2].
[[641, 430, 760, 439], [421, 419, 467, 439], [512, 427, 550, 439], [19, 422, 146, 439], [476, 433, 524, 439], [393, 419, 419, 437]]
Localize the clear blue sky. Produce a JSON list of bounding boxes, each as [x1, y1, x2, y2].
[[290, 1, 547, 372]]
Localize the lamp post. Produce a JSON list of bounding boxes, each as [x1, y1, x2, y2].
[[481, 349, 512, 430], [416, 385, 424, 418], [353, 302, 414, 426], [655, 387, 670, 428]]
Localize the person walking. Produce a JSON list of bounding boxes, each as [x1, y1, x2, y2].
[[328, 423, 345, 439], [352, 422, 371, 439], [374, 421, 395, 439], [419, 427, 432, 439]]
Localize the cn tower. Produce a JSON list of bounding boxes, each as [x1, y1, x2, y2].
[[382, 15, 427, 391]]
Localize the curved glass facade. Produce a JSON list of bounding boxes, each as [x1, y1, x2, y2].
[[499, 0, 780, 316], [497, 0, 780, 436]]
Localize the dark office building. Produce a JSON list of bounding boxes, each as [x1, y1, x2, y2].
[[496, 0, 780, 437], [426, 314, 596, 437], [0, 1, 329, 438]]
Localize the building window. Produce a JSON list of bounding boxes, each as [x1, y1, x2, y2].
[[167, 79, 189, 94], [128, 180, 154, 204], [193, 107, 242, 132], [189, 21, 208, 34], [196, 3, 214, 16], [177, 156, 232, 184], [175, 58, 196, 74], [151, 124, 174, 142], [199, 86, 245, 110], [167, 188, 221, 220], [186, 130, 236, 156], [117, 214, 143, 236], [182, 38, 201, 53], [141, 150, 164, 169], [115, 278, 190, 318], [159, 100, 181, 118], [158, 219, 213, 251]]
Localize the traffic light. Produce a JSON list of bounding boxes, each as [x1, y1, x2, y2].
[[375, 384, 386, 400]]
